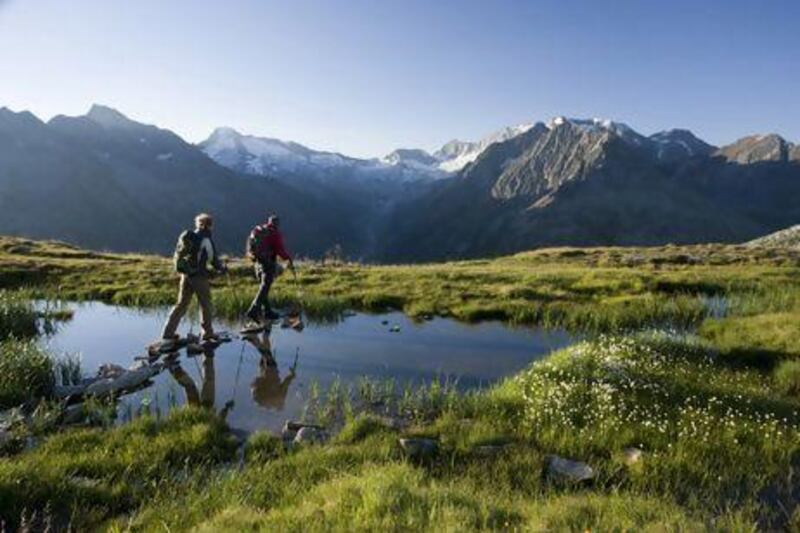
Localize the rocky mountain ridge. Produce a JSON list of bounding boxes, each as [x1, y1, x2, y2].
[[1, 104, 799, 261]]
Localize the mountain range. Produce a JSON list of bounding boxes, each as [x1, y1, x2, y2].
[[0, 104, 798, 261]]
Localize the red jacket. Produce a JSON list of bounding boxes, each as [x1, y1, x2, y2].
[[251, 223, 291, 262]]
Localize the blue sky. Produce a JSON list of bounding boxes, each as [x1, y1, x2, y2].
[[0, 0, 798, 157]]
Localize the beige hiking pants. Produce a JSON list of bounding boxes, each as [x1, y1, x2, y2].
[[161, 274, 214, 338]]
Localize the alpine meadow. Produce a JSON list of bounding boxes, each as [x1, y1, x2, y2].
[[2, 1, 800, 531]]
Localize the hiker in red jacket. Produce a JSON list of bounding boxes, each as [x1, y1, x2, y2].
[[245, 214, 294, 323]]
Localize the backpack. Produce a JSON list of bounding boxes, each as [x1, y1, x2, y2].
[[247, 225, 273, 263], [174, 230, 202, 274]]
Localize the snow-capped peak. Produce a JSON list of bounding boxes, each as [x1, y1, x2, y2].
[[433, 122, 535, 172], [548, 116, 632, 135], [547, 116, 646, 146]]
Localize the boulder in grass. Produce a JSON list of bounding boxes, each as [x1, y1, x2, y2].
[[61, 403, 89, 425], [293, 426, 328, 445], [399, 438, 439, 459], [622, 447, 643, 466], [473, 444, 511, 457], [546, 455, 595, 482], [282, 420, 326, 445]]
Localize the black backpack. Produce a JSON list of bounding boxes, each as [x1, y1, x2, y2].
[[246, 225, 273, 263], [174, 230, 202, 274]]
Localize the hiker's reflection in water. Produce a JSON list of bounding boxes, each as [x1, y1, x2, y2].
[[166, 347, 226, 414], [243, 330, 298, 410]]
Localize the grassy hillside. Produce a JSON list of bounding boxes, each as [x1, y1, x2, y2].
[[2, 236, 800, 529]]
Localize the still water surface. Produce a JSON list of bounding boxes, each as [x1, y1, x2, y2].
[[43, 302, 575, 433]]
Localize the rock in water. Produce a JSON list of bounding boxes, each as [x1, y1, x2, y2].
[[97, 363, 126, 379], [546, 455, 595, 482], [84, 364, 160, 397], [398, 438, 438, 459]]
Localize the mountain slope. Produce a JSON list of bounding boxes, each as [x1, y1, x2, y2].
[[0, 105, 357, 255]]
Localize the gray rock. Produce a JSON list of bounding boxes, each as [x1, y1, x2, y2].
[[399, 438, 439, 459], [84, 363, 160, 396], [376, 417, 407, 431], [293, 426, 328, 445], [546, 455, 595, 482], [622, 447, 643, 466], [283, 420, 325, 433], [473, 444, 510, 457], [54, 383, 89, 399], [0, 407, 24, 428], [97, 363, 126, 379], [61, 404, 88, 425]]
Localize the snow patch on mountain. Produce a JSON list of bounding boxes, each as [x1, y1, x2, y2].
[[434, 123, 535, 172], [200, 127, 446, 183], [547, 116, 644, 144]]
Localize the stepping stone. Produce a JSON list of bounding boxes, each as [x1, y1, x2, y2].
[[186, 343, 205, 356], [240, 324, 268, 335], [83, 364, 161, 397]]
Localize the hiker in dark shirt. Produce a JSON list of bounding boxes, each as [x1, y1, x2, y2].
[[245, 214, 294, 324], [161, 213, 226, 345]]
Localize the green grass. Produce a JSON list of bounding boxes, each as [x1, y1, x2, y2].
[[0, 339, 54, 409], [0, 290, 38, 338], [4, 236, 800, 332], [117, 330, 800, 530], [0, 332, 793, 530], [0, 408, 236, 530], [2, 236, 800, 529]]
